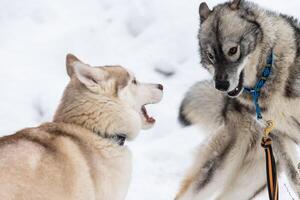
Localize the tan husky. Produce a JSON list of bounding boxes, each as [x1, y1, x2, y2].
[[0, 54, 163, 200]]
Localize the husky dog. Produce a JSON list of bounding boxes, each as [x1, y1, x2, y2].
[[176, 0, 300, 199], [0, 54, 163, 200]]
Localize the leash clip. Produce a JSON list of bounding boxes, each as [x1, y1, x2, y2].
[[263, 120, 275, 138]]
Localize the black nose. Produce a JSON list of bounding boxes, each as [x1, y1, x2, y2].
[[215, 80, 230, 91], [157, 84, 163, 91]]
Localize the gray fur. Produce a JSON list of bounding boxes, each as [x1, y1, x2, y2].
[[196, 136, 235, 190], [230, 0, 242, 10], [176, 1, 300, 199], [248, 183, 267, 200], [199, 0, 263, 94], [177, 82, 300, 200], [178, 80, 225, 131], [199, 2, 212, 24]]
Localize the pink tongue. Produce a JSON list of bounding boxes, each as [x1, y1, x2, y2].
[[142, 106, 155, 124], [147, 117, 155, 123]]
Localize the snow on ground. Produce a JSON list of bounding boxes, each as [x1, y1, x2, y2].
[[0, 0, 299, 199]]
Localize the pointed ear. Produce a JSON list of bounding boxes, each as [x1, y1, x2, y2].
[[74, 64, 109, 89], [230, 0, 242, 10], [66, 54, 108, 88], [199, 2, 212, 24], [66, 54, 82, 77]]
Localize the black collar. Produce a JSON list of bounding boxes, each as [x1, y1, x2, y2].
[[94, 130, 127, 146], [105, 134, 127, 146]]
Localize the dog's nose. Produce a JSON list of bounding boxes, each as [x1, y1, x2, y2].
[[157, 84, 163, 91], [215, 80, 230, 91]]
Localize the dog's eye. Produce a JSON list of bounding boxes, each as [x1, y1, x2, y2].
[[228, 47, 238, 56], [132, 79, 137, 85]]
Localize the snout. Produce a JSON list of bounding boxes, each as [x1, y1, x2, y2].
[[215, 80, 230, 91], [213, 70, 245, 98], [138, 83, 164, 129], [151, 83, 164, 103]]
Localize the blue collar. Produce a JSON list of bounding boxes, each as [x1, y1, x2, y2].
[[243, 51, 274, 120]]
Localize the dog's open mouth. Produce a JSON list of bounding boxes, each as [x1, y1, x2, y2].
[[228, 71, 244, 98], [141, 105, 155, 124]]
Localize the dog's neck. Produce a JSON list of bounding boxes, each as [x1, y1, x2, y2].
[[243, 48, 272, 87], [243, 4, 296, 88], [242, 7, 276, 87], [239, 8, 297, 112], [99, 134, 127, 146], [53, 82, 141, 141]]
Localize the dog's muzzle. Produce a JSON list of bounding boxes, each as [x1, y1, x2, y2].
[[215, 80, 230, 91]]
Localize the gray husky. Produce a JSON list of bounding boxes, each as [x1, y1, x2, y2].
[[176, 0, 300, 199]]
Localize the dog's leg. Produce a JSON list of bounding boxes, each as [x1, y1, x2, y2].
[[211, 122, 267, 200], [175, 126, 237, 200], [214, 157, 267, 200], [274, 135, 300, 198], [179, 80, 227, 131]]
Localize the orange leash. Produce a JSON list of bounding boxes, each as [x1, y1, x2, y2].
[[261, 120, 279, 200]]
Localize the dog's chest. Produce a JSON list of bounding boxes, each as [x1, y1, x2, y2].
[[264, 97, 300, 142], [90, 147, 132, 200]]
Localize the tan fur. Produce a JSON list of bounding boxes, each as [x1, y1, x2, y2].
[[0, 123, 131, 200], [175, 175, 195, 199], [53, 66, 137, 138], [0, 54, 163, 200]]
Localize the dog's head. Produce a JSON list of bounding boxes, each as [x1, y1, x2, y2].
[[198, 0, 262, 97], [55, 54, 163, 140]]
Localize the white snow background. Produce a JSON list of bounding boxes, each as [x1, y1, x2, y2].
[[0, 0, 299, 199]]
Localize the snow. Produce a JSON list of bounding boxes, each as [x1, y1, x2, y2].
[[0, 0, 299, 199]]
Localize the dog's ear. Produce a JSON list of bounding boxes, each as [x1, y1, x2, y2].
[[230, 0, 242, 10], [66, 54, 81, 77], [66, 54, 108, 89], [199, 2, 212, 24]]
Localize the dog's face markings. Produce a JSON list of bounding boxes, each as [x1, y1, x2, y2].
[[66, 54, 163, 130], [198, 0, 261, 97]]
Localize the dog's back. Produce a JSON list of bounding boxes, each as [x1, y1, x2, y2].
[[0, 123, 131, 200]]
